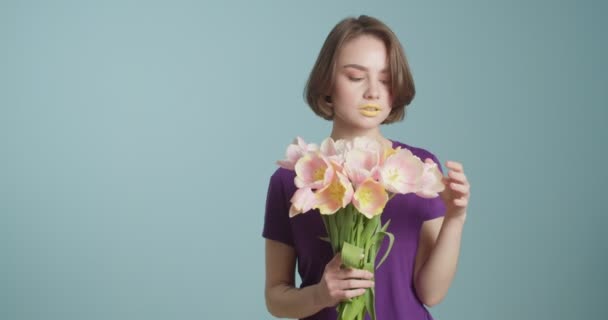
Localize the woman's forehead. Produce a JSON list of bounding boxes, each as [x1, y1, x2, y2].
[[336, 35, 388, 71]]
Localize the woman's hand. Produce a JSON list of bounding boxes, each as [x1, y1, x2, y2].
[[439, 160, 470, 222], [313, 253, 375, 308]]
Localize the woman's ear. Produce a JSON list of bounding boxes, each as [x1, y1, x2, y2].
[[325, 95, 333, 105]]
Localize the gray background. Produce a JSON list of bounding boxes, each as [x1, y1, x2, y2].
[[1, 0, 606, 319]]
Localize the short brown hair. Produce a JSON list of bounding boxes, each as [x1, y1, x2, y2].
[[304, 15, 415, 124]]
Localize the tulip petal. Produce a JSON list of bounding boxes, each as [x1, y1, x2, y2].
[[379, 149, 423, 194], [320, 137, 337, 157], [289, 187, 317, 217], [316, 171, 353, 215], [353, 178, 388, 219], [416, 159, 445, 198], [294, 152, 333, 189]]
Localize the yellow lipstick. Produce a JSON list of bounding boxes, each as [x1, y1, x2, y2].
[[358, 104, 382, 117]]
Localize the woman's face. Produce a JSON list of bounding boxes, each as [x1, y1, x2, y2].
[[329, 35, 393, 131]]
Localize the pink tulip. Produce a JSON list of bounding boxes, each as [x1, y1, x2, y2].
[[352, 136, 383, 157], [380, 145, 400, 165], [315, 171, 354, 215], [344, 148, 380, 187], [415, 158, 446, 198], [352, 178, 389, 219], [334, 139, 353, 154], [294, 152, 334, 189], [320, 137, 347, 167], [289, 187, 317, 217], [277, 136, 319, 170], [320, 137, 337, 157], [378, 148, 424, 194]]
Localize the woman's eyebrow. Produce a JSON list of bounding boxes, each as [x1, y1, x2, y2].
[[343, 64, 388, 73]]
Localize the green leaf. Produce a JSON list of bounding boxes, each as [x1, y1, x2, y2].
[[371, 287, 378, 320], [360, 215, 379, 244], [321, 215, 329, 236], [367, 237, 378, 266], [380, 219, 392, 233], [329, 214, 339, 253], [354, 210, 363, 246], [340, 207, 353, 246], [367, 222, 384, 262], [364, 288, 376, 320], [342, 296, 365, 320], [363, 216, 380, 260], [336, 209, 344, 249], [376, 231, 395, 269], [341, 241, 364, 268], [318, 236, 331, 243]]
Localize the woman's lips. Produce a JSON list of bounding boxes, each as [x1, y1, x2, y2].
[[358, 104, 382, 117]]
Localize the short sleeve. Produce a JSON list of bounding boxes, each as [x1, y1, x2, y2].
[[262, 169, 295, 246], [422, 152, 447, 221]]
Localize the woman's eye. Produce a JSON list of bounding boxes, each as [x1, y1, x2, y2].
[[348, 77, 363, 82]]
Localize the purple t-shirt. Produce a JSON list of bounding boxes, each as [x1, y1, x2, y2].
[[263, 140, 446, 320]]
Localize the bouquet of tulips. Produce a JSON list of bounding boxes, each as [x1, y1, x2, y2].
[[277, 136, 444, 320]]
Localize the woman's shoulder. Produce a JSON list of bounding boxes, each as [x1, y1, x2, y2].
[[270, 167, 296, 180], [268, 167, 297, 191]]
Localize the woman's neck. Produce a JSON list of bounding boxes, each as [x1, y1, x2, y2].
[[329, 123, 391, 146]]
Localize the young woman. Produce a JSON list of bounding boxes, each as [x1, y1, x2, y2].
[[263, 15, 470, 320]]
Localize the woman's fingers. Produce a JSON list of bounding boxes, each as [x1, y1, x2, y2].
[[321, 256, 376, 303], [448, 170, 468, 183], [341, 288, 367, 300], [339, 267, 374, 280], [449, 182, 469, 194], [337, 279, 375, 290], [446, 161, 463, 172]]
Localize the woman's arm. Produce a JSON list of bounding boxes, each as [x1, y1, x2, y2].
[[265, 239, 375, 318], [414, 160, 469, 307], [265, 239, 325, 318], [413, 216, 465, 307]]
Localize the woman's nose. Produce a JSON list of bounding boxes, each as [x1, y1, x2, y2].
[[364, 81, 380, 100]]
